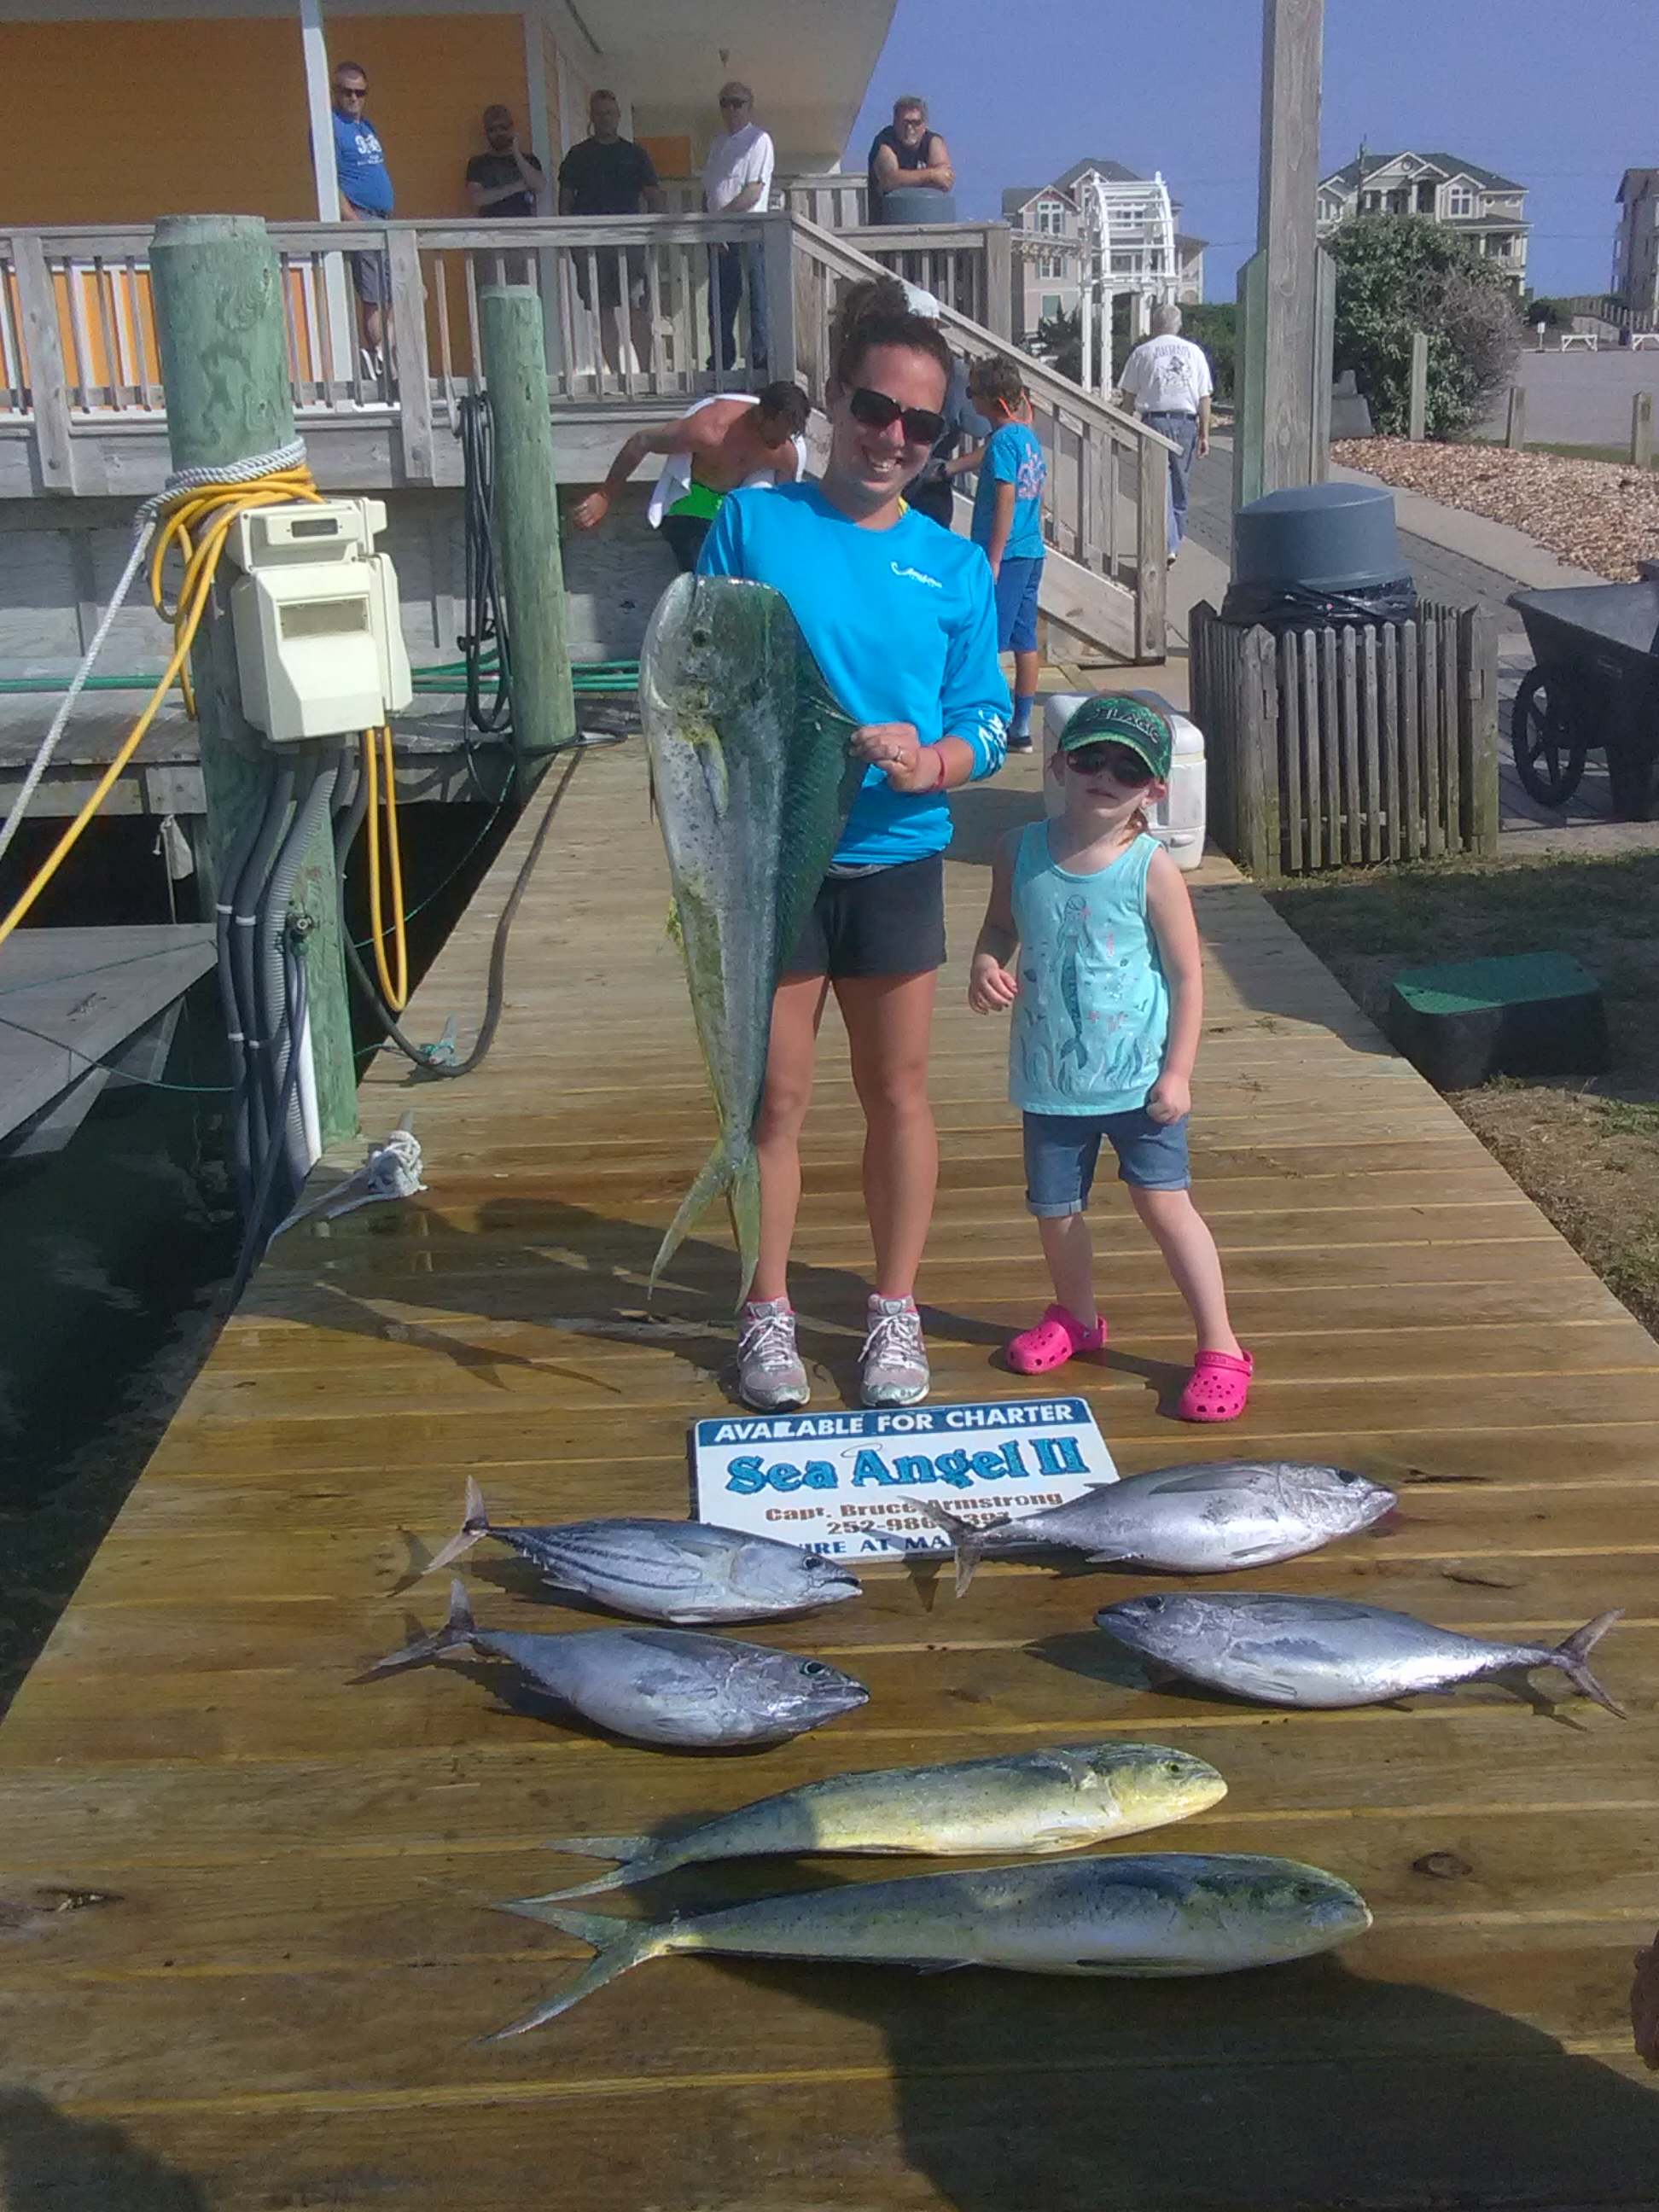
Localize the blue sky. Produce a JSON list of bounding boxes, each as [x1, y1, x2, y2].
[[846, 0, 1658, 300]]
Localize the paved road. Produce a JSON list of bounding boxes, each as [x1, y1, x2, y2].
[[1183, 444, 1528, 630], [1482, 347, 1659, 446]]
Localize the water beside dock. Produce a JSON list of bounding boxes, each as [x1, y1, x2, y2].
[[1, 737, 1656, 2210]]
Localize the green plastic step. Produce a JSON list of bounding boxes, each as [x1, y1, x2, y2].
[[1391, 951, 1601, 1018]]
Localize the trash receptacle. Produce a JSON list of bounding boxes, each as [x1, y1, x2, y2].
[[1222, 480, 1417, 632]]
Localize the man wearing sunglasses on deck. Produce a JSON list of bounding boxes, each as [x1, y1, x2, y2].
[[702, 83, 775, 375], [330, 64, 395, 378], [697, 276, 1010, 1415]]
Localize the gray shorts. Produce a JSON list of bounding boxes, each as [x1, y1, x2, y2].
[[1023, 1108, 1190, 1214]]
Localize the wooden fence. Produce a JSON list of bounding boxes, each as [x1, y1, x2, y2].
[[1190, 601, 1500, 879]]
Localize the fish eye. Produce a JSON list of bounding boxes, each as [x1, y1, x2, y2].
[[1337, 1470, 1359, 1485], [690, 626, 711, 647], [800, 1660, 830, 1677], [1160, 1758, 1185, 1776]]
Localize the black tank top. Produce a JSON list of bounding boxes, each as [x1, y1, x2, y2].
[[867, 125, 941, 211]]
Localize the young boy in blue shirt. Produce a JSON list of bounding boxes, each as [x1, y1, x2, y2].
[[951, 358, 1047, 750]]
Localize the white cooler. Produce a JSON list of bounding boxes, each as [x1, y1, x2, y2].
[[1040, 690, 1208, 870]]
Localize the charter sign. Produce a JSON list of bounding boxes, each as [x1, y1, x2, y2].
[[691, 1397, 1118, 1557]]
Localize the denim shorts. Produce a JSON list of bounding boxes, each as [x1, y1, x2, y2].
[[1023, 1108, 1190, 1214], [992, 555, 1043, 653]]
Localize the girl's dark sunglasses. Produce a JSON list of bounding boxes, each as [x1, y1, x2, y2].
[[848, 387, 946, 446], [1066, 742, 1156, 786]]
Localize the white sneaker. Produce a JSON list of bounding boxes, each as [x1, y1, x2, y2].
[[736, 1298, 809, 1412], [860, 1295, 929, 1408]]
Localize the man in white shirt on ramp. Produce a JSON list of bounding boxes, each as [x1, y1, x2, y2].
[[703, 81, 775, 375], [1115, 304, 1214, 560]]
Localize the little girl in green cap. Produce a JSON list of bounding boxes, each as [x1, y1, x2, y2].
[[969, 693, 1250, 1420]]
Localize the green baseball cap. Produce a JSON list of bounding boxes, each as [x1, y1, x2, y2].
[[1057, 695, 1173, 781]]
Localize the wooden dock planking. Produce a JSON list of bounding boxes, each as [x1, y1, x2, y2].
[[2, 741, 1658, 2210]]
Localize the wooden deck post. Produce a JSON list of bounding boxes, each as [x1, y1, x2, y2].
[[14, 233, 76, 494], [1407, 331, 1429, 441], [478, 284, 575, 798], [1505, 385, 1527, 449], [1632, 390, 1654, 469], [984, 224, 1014, 339], [1233, 0, 1328, 513], [148, 212, 357, 1147]]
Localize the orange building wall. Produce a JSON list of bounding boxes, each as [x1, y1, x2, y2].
[[0, 14, 531, 229]]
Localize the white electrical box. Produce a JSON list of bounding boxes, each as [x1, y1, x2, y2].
[[1041, 689, 1208, 871], [227, 498, 412, 742]]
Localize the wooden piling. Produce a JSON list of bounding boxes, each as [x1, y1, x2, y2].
[[1505, 385, 1527, 450], [478, 285, 576, 798], [148, 212, 357, 1146], [1407, 330, 1429, 442], [1633, 391, 1654, 469]]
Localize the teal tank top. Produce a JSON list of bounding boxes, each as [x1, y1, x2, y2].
[[1009, 824, 1169, 1115]]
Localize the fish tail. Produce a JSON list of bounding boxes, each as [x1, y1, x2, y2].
[[366, 1578, 477, 1675], [482, 1903, 670, 2035], [1550, 1609, 1627, 1718], [647, 1133, 757, 1307], [914, 1497, 1004, 1598], [535, 1835, 662, 1901], [421, 1476, 491, 1577]]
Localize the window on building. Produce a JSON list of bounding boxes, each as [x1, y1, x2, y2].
[[1386, 189, 1409, 214], [1416, 182, 1436, 212], [1447, 184, 1475, 217], [1361, 190, 1380, 212], [1035, 198, 1065, 236], [1040, 294, 1062, 322], [1036, 251, 1065, 280]]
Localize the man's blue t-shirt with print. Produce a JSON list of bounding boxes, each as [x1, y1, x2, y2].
[[971, 421, 1046, 561], [697, 482, 1010, 867], [333, 111, 394, 213]]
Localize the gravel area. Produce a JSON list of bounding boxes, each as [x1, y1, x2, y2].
[[1332, 437, 1659, 582]]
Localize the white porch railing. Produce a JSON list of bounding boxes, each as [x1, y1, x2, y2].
[[0, 212, 1167, 657]]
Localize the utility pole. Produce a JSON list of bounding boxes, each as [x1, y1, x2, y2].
[[1234, 0, 1333, 515], [148, 213, 357, 1146], [478, 286, 576, 797]]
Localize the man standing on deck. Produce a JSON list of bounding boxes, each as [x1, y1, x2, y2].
[[572, 383, 808, 572], [466, 105, 545, 218], [1115, 304, 1213, 560], [331, 62, 394, 376], [703, 83, 774, 376], [557, 90, 666, 376]]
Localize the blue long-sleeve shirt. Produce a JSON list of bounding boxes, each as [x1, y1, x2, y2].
[[697, 481, 1009, 866]]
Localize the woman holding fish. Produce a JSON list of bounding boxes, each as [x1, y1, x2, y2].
[[697, 276, 1011, 1413]]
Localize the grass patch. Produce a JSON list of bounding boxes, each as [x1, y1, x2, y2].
[[1268, 848, 1659, 1336]]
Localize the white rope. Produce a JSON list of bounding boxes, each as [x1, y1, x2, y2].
[[0, 438, 309, 870]]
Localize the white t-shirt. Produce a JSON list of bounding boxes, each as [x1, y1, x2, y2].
[[1118, 335, 1214, 416], [703, 122, 775, 212]]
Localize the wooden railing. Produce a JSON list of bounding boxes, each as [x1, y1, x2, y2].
[[0, 212, 1168, 657]]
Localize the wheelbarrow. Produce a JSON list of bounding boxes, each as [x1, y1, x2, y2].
[[1507, 581, 1659, 819]]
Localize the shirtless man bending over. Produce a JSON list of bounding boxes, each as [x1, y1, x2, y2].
[[571, 381, 809, 571]]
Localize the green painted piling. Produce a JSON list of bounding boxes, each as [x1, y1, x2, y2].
[[478, 286, 576, 796], [148, 213, 358, 1147]]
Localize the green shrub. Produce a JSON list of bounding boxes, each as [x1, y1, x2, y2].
[[1329, 215, 1521, 437], [1180, 302, 1235, 402]]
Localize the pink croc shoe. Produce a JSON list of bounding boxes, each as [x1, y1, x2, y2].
[[1178, 1348, 1254, 1423], [1006, 1304, 1106, 1376]]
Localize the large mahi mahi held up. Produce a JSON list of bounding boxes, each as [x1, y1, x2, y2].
[[641, 574, 862, 1298]]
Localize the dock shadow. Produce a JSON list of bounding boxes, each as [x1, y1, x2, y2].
[[261, 1196, 1009, 1401], [0, 2087, 206, 2210], [765, 1953, 1659, 2210]]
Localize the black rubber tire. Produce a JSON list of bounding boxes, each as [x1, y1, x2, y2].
[[1511, 667, 1588, 807]]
